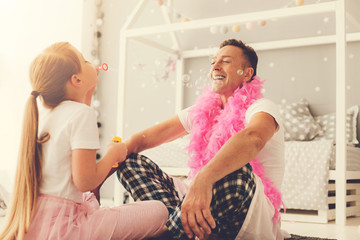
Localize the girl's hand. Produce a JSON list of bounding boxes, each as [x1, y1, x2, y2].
[[107, 141, 128, 165]]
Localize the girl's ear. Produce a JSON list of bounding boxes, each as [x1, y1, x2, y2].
[[70, 74, 82, 87]]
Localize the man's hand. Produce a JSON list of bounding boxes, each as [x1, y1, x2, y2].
[[181, 174, 216, 239]]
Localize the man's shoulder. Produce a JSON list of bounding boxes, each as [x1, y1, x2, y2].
[[246, 98, 280, 120], [251, 98, 275, 106], [248, 98, 278, 111]]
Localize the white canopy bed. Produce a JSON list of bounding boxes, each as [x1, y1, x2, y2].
[[113, 0, 360, 225]]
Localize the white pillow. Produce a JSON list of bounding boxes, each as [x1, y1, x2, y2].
[[279, 99, 323, 141], [314, 105, 359, 145]]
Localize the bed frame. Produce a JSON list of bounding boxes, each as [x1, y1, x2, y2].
[[281, 171, 360, 223], [114, 0, 360, 224]]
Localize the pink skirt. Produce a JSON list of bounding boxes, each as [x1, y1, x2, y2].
[[25, 193, 168, 240]]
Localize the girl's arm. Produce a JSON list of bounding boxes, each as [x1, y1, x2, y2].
[[72, 141, 127, 192]]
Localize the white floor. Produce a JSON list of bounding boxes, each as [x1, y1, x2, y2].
[[1, 209, 359, 240], [281, 217, 360, 240], [103, 197, 360, 240]]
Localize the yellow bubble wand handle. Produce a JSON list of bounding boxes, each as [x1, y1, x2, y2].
[[112, 136, 122, 168]]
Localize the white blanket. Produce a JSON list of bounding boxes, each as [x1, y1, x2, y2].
[[281, 140, 333, 210]]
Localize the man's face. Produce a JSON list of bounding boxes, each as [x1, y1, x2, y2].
[[210, 45, 250, 100]]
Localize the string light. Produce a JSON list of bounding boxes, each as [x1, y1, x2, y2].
[[92, 0, 105, 160]]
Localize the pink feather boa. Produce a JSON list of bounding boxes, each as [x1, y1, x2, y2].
[[187, 76, 282, 222]]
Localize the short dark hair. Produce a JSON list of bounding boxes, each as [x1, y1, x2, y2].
[[220, 39, 258, 80]]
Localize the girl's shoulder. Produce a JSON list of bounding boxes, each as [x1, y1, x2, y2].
[[51, 101, 96, 124], [57, 100, 93, 114]]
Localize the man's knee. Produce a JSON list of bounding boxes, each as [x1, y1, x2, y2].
[[211, 164, 256, 214]]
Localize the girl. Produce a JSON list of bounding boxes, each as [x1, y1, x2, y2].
[[0, 42, 168, 240]]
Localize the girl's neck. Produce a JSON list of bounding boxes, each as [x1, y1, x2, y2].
[[65, 81, 87, 105]]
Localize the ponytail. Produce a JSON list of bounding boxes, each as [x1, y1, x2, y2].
[[0, 94, 48, 240]]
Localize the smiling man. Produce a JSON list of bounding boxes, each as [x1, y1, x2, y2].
[[114, 39, 287, 240]]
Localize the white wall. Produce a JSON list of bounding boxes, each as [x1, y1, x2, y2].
[[0, 0, 83, 192]]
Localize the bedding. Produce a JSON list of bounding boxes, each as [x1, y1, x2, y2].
[[281, 140, 333, 211], [279, 99, 322, 141], [328, 144, 360, 171], [142, 137, 189, 169], [314, 105, 359, 145], [281, 139, 360, 211]]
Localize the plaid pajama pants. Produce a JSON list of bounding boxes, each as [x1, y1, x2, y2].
[[117, 153, 256, 240]]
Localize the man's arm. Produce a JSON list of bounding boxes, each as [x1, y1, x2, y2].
[[125, 115, 188, 155], [181, 112, 278, 239], [197, 111, 278, 183]]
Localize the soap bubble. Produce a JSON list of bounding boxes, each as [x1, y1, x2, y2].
[[182, 74, 191, 83]]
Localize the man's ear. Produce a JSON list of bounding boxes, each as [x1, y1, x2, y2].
[[70, 74, 82, 87], [243, 68, 254, 83]]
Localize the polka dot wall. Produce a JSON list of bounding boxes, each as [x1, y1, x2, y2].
[[122, 40, 178, 138], [138, 0, 360, 111], [258, 42, 359, 111]]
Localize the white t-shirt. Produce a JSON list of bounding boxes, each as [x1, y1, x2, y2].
[[38, 101, 100, 202], [178, 98, 285, 189]]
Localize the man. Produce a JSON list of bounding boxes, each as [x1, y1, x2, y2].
[[117, 39, 286, 239]]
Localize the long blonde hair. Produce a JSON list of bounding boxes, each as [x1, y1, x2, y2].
[[0, 42, 81, 240]]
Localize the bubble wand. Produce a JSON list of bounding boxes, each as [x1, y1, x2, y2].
[[111, 136, 122, 168], [97, 63, 109, 71]]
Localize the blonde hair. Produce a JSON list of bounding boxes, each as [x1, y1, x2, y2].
[[0, 42, 81, 240]]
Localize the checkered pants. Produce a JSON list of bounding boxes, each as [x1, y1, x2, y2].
[[117, 153, 256, 240]]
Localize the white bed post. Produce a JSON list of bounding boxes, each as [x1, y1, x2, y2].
[[335, 0, 347, 225], [113, 32, 128, 206], [160, 0, 181, 51], [175, 57, 184, 112], [160, 0, 183, 113]]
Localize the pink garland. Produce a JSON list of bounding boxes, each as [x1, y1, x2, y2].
[[187, 76, 282, 222]]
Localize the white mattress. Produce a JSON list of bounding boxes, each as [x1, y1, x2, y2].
[[282, 140, 360, 210], [329, 144, 360, 171], [142, 137, 189, 169], [282, 140, 334, 210]]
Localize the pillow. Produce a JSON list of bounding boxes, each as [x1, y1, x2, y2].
[[279, 99, 323, 141], [314, 105, 359, 145]]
